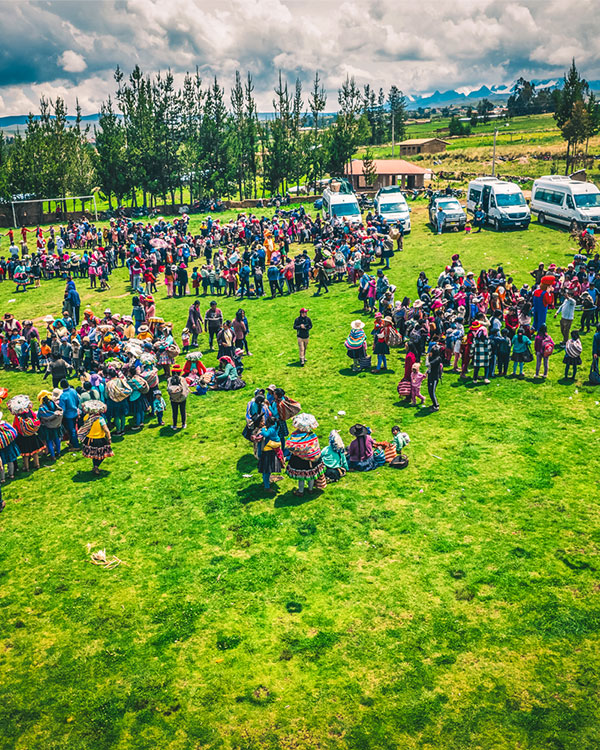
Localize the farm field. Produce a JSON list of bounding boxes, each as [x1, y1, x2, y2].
[[1, 207, 600, 749]]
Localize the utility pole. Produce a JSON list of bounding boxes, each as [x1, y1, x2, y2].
[[391, 112, 395, 158], [491, 128, 498, 176]]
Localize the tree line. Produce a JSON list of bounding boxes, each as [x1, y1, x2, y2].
[[0, 68, 408, 209]]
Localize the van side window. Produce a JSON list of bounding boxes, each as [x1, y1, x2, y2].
[[535, 188, 563, 205], [469, 188, 481, 203], [566, 194, 575, 209], [490, 195, 496, 208]]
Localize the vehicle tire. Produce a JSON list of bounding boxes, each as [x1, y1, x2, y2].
[[494, 218, 500, 231], [570, 219, 579, 233], [538, 212, 546, 225]]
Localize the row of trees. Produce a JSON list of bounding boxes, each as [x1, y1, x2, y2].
[[0, 68, 408, 208], [553, 62, 600, 172]]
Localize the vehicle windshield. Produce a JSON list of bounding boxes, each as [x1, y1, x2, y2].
[[332, 203, 360, 217], [575, 193, 600, 207], [380, 202, 408, 213], [496, 192, 526, 207], [438, 200, 461, 211]]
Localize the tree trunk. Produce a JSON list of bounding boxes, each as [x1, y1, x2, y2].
[[565, 141, 570, 175], [170, 189, 175, 209]]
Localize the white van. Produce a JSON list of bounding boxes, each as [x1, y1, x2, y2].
[[531, 175, 600, 230], [374, 186, 411, 233], [322, 183, 361, 225], [467, 176, 530, 230]]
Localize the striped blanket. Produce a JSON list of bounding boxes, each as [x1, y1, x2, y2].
[[286, 431, 321, 461]]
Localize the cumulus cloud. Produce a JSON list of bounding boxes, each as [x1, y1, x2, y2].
[[0, 0, 599, 115], [58, 50, 87, 73]]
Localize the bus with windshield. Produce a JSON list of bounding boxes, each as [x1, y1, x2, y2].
[[374, 186, 411, 233], [531, 175, 600, 231], [467, 176, 530, 231]]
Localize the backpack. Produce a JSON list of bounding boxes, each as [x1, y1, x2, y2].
[[590, 358, 600, 386], [132, 374, 149, 395], [543, 338, 555, 358]]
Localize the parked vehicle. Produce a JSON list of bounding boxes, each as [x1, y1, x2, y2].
[[428, 196, 467, 232], [466, 177, 530, 230], [531, 175, 600, 231], [374, 186, 412, 233], [322, 180, 361, 224]]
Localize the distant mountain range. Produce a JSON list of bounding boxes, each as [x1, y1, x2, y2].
[[406, 78, 600, 109], [1, 78, 600, 131]]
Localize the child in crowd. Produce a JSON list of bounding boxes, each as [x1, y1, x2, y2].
[[181, 327, 191, 354], [152, 387, 166, 427], [410, 362, 426, 406], [390, 425, 410, 468]]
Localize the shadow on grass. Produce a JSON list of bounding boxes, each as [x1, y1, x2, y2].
[[414, 406, 437, 417], [158, 426, 179, 437], [236, 454, 256, 473], [392, 399, 413, 408], [338, 367, 371, 376], [557, 377, 576, 386], [71, 469, 110, 482], [274, 490, 318, 508], [286, 362, 303, 368], [237, 483, 277, 505]]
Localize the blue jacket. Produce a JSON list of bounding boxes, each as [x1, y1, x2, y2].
[[59, 387, 80, 418]]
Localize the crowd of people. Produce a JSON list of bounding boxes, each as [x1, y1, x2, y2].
[[243, 386, 411, 495], [1, 205, 599, 498]]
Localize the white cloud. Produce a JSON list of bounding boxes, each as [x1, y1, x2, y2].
[[58, 50, 87, 73], [0, 0, 599, 115]]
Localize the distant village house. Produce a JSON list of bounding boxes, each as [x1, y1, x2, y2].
[[344, 159, 431, 191]]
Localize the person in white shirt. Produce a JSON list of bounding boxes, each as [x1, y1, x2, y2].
[[554, 292, 576, 345]]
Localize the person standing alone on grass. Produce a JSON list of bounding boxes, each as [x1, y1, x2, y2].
[[204, 301, 223, 351], [293, 308, 312, 367]]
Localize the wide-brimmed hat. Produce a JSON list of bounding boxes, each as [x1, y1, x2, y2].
[[383, 316, 394, 324], [83, 399, 107, 414], [349, 423, 368, 437], [7, 394, 32, 415], [292, 412, 318, 433], [43, 314, 54, 323], [37, 390, 53, 403], [138, 325, 150, 333], [350, 319, 365, 330], [171, 364, 183, 373], [186, 350, 203, 361], [267, 383, 277, 392], [413, 300, 423, 308]]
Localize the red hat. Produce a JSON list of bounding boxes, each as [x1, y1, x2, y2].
[[541, 275, 556, 286], [300, 308, 308, 313], [171, 364, 182, 373]]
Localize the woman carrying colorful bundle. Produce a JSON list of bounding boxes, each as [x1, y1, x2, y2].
[[0, 411, 20, 482], [285, 413, 325, 496], [8, 395, 44, 472], [37, 390, 63, 461], [78, 400, 113, 475], [345, 320, 367, 372], [213, 356, 245, 391]]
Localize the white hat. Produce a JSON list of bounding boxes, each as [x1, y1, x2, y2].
[[350, 319, 365, 330]]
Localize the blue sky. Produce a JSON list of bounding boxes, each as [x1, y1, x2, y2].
[[0, 0, 598, 114]]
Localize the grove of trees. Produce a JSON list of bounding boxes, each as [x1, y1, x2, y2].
[[0, 68, 407, 209]]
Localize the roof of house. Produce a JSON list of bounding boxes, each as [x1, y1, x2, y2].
[[398, 138, 449, 146], [344, 159, 430, 176]]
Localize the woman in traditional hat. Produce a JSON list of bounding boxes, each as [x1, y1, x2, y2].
[[0, 410, 20, 482], [8, 395, 44, 472], [347, 424, 376, 471], [37, 390, 63, 460], [78, 400, 113, 475], [345, 320, 367, 372], [257, 415, 284, 492], [285, 413, 325, 496]]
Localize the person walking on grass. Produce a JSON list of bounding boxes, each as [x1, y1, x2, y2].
[[554, 291, 575, 346], [78, 400, 113, 475], [534, 324, 554, 379], [563, 330, 583, 380], [167, 367, 189, 429], [293, 308, 312, 366], [510, 330, 532, 378], [204, 300, 223, 351]]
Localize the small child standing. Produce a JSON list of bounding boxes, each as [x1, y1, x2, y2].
[[390, 425, 410, 468], [152, 387, 166, 426], [181, 327, 191, 354], [410, 362, 426, 406]]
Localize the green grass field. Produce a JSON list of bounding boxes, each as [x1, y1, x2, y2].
[[1, 207, 600, 750]]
